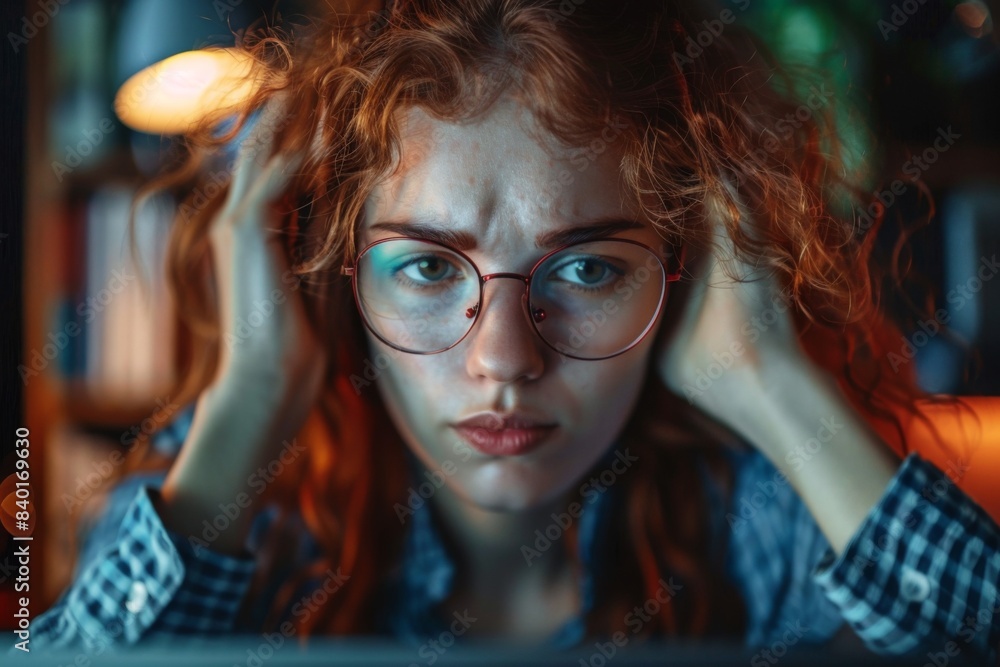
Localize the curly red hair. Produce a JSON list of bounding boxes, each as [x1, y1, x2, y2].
[[128, 0, 967, 641]]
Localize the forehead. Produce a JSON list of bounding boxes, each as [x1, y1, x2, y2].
[[360, 95, 643, 250]]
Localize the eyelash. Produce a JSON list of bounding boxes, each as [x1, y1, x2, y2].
[[547, 257, 626, 293], [391, 255, 464, 290]]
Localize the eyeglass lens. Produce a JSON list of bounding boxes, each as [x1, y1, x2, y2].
[[354, 239, 666, 358]]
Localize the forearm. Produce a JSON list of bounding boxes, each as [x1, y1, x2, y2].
[[158, 368, 301, 554], [720, 354, 899, 554]]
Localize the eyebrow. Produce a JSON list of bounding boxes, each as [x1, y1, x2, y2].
[[537, 218, 646, 248], [367, 217, 645, 250], [368, 221, 478, 250]]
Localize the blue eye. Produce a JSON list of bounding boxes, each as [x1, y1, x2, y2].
[[548, 256, 624, 290], [392, 254, 466, 288], [403, 256, 451, 281]]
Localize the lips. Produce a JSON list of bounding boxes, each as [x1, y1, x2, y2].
[[452, 412, 558, 457]]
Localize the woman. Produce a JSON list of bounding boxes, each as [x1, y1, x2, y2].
[[32, 0, 999, 659]]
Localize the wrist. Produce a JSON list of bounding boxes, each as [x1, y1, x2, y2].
[[713, 349, 853, 462], [724, 354, 901, 553]]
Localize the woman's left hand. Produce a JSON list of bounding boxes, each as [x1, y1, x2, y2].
[[654, 198, 899, 554], [655, 207, 807, 439]]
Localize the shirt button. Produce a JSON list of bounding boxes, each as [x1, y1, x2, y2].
[[125, 581, 148, 614], [900, 567, 931, 603]]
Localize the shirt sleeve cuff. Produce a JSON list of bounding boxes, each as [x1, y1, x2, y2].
[[144, 487, 257, 634], [812, 452, 1000, 659], [63, 485, 256, 646]]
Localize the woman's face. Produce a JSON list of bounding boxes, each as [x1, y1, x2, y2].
[[358, 94, 666, 512]]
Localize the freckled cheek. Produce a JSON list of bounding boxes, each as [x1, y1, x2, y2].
[[578, 352, 647, 394], [567, 357, 649, 424], [378, 355, 455, 420]]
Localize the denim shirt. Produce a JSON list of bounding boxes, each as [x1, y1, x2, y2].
[[27, 403, 1000, 660]]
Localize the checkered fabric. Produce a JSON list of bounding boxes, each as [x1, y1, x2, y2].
[[25, 404, 1000, 662]]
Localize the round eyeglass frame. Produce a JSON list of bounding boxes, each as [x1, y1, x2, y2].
[[341, 236, 685, 361]]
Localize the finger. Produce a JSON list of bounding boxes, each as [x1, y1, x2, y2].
[[251, 151, 306, 206], [228, 93, 294, 204], [701, 182, 774, 290], [217, 151, 305, 240]]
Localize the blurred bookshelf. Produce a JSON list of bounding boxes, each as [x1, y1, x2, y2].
[[10, 0, 309, 614], [22, 1, 180, 606]]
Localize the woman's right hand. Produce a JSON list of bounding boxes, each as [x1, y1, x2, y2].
[[209, 100, 325, 393], [157, 99, 328, 554]]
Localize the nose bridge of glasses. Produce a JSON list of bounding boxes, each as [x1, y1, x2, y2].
[[471, 272, 534, 326], [481, 271, 531, 285]]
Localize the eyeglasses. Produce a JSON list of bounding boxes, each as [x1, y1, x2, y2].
[[341, 237, 684, 360]]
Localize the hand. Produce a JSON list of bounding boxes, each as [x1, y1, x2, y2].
[[656, 201, 806, 433], [655, 195, 899, 553], [211, 99, 326, 388]]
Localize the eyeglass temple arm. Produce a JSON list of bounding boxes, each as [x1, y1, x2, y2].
[[665, 244, 686, 282]]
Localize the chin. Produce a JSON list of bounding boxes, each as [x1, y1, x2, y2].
[[453, 463, 572, 513]]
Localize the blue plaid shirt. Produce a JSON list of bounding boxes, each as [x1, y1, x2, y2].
[[27, 404, 1000, 660]]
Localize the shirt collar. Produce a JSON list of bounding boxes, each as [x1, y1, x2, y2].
[[383, 442, 624, 645]]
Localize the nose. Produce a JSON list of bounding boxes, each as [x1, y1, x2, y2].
[[464, 277, 546, 384]]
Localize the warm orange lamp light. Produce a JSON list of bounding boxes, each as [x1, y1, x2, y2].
[[114, 48, 262, 134], [871, 396, 1000, 521]]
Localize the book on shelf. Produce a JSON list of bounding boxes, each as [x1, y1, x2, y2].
[[51, 185, 176, 408]]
